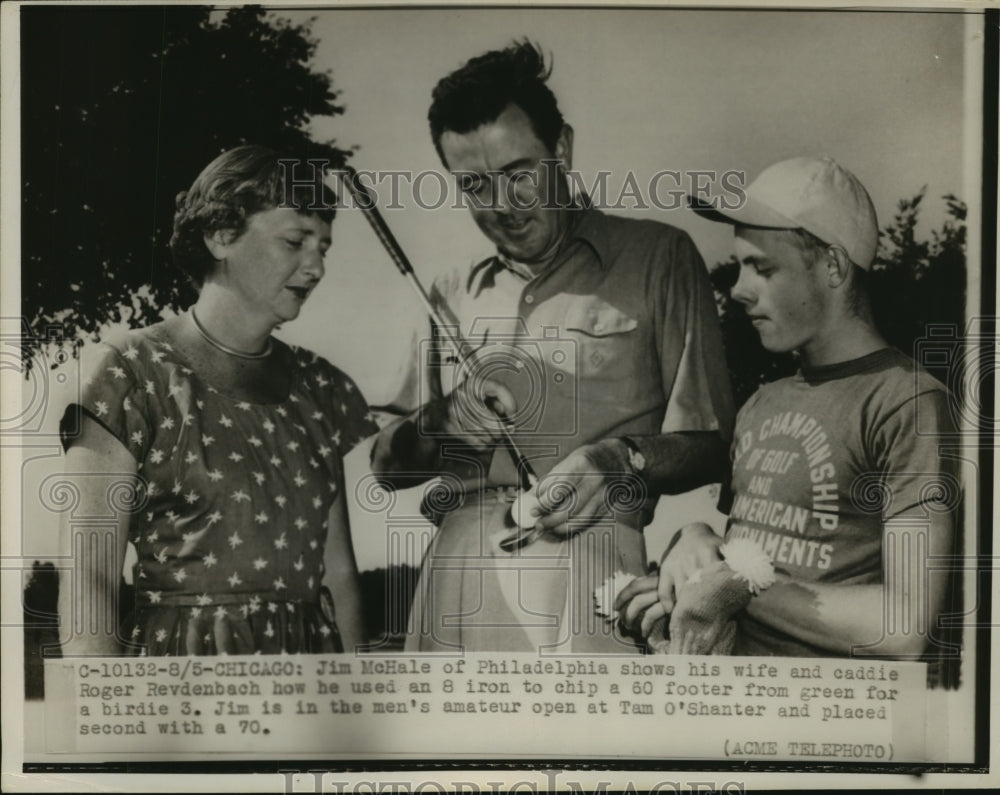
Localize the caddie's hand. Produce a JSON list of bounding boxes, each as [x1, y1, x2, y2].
[[615, 522, 723, 637], [531, 439, 637, 537], [437, 377, 517, 451]]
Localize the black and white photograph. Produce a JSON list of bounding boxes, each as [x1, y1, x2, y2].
[[1, 1, 996, 791]]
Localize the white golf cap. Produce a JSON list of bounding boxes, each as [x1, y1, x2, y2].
[[691, 156, 879, 270]]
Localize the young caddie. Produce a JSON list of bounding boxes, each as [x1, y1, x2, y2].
[[619, 156, 958, 658]]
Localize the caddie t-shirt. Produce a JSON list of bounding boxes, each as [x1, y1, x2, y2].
[[723, 348, 957, 656]]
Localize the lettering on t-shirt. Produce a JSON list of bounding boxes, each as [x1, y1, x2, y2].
[[729, 411, 839, 571]]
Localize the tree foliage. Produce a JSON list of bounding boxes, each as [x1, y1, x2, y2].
[[21, 6, 351, 363], [710, 192, 967, 408]]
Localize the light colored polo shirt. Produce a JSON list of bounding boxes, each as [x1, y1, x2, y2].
[[390, 207, 735, 525]]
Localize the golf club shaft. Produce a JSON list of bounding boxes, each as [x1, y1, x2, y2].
[[331, 166, 538, 491]]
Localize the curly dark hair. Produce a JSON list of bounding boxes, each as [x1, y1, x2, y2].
[[170, 145, 338, 287], [428, 40, 564, 166]]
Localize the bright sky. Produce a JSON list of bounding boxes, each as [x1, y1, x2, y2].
[[17, 6, 978, 572], [268, 7, 975, 569], [275, 6, 973, 408]]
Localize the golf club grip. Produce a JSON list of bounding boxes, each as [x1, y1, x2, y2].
[[332, 165, 538, 488], [337, 167, 415, 277]]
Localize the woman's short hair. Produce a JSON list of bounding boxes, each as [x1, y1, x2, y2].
[[170, 145, 338, 287]]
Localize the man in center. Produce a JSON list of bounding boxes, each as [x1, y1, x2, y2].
[[372, 41, 734, 653]]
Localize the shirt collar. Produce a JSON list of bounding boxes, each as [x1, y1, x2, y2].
[[467, 206, 611, 295]]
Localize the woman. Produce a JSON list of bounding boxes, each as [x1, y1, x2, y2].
[[57, 145, 376, 655]]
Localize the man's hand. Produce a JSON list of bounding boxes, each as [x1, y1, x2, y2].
[[531, 439, 636, 536], [432, 377, 517, 450], [615, 522, 723, 637]]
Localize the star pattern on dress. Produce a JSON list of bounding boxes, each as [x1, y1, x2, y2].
[[84, 338, 374, 654]]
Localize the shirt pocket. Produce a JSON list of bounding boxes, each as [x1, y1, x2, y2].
[[563, 299, 640, 384]]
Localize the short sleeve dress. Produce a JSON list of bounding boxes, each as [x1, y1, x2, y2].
[[60, 325, 377, 655]]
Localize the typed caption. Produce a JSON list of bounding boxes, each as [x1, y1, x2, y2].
[[43, 653, 926, 760]]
